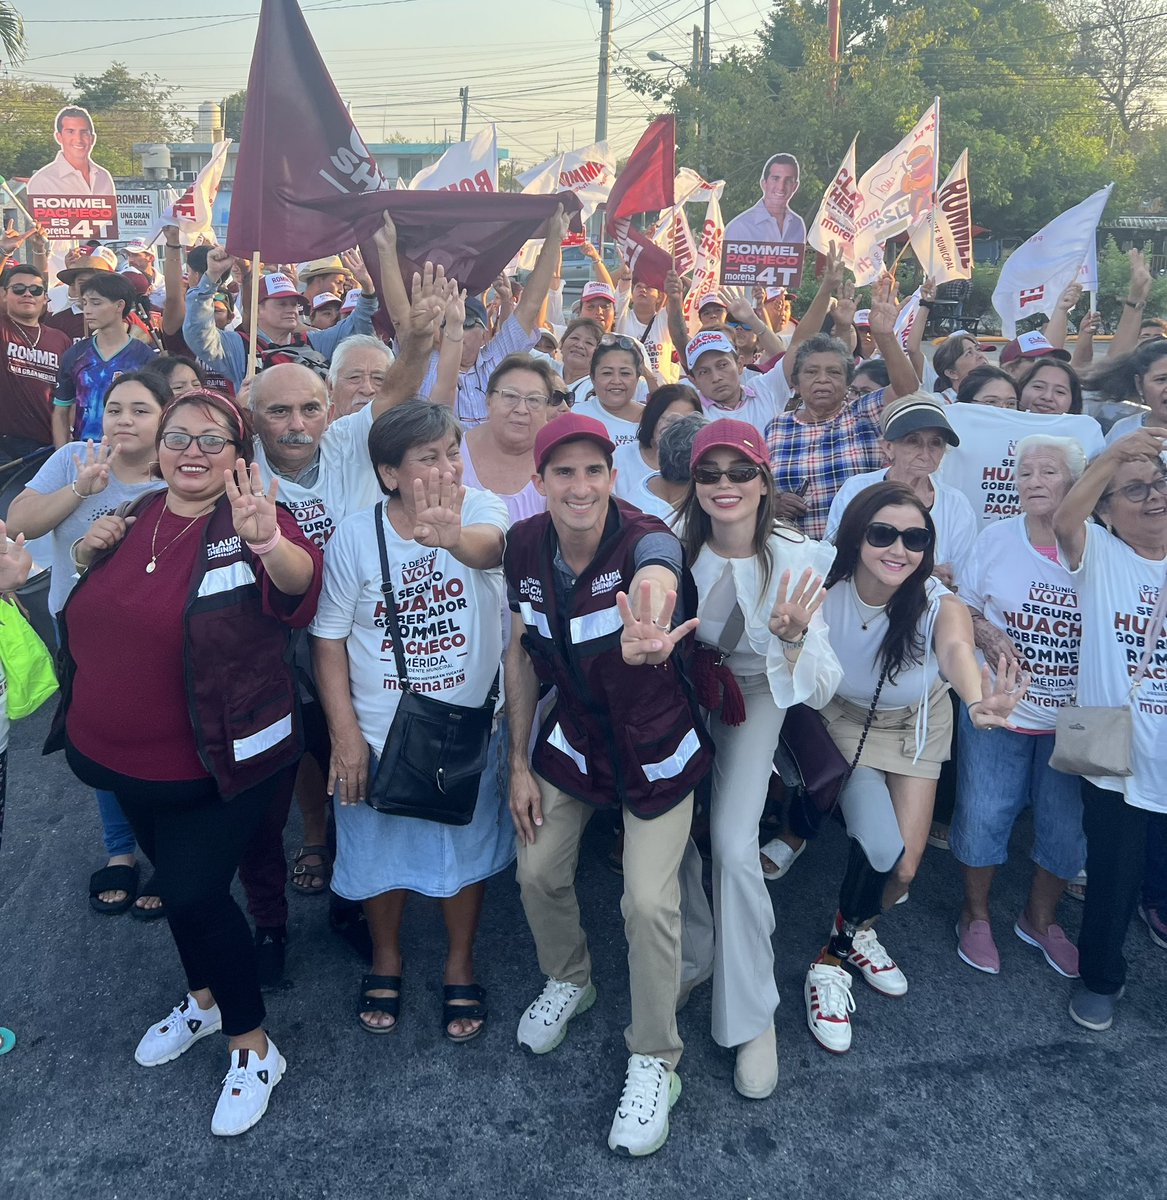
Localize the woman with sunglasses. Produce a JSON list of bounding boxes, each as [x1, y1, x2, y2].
[[51, 389, 322, 1136], [804, 481, 1026, 1055], [9, 370, 169, 918], [613, 384, 702, 502], [572, 336, 659, 446], [1054, 428, 1167, 1033], [460, 354, 557, 522], [678, 419, 841, 1098]]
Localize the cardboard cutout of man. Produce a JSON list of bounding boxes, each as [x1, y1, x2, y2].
[[723, 154, 807, 245], [27, 107, 116, 196]]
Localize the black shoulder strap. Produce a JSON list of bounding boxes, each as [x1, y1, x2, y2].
[[374, 502, 412, 694]]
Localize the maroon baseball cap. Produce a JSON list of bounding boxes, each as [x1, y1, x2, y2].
[[690, 418, 768, 469], [1000, 331, 1071, 365], [534, 413, 616, 472]]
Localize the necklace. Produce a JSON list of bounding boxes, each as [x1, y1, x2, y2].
[[146, 501, 211, 573], [12, 321, 42, 351], [850, 580, 888, 630]]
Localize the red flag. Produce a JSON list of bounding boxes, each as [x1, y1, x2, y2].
[[605, 116, 676, 289], [226, 0, 580, 296]]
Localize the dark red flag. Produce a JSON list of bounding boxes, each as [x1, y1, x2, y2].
[[605, 116, 676, 289], [226, 0, 580, 296]]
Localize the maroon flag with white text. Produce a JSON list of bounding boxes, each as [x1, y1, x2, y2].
[[226, 0, 580, 296], [605, 116, 676, 290]]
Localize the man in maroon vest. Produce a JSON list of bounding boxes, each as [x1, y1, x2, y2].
[[504, 413, 713, 1159]]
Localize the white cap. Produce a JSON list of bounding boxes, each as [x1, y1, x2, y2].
[[685, 329, 736, 366], [581, 280, 616, 304], [311, 292, 343, 311], [340, 287, 362, 314]]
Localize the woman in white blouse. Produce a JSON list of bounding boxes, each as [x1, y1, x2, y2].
[[677, 419, 842, 1100]]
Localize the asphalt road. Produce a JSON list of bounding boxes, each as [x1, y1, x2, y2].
[[1, 705, 1163, 1200]]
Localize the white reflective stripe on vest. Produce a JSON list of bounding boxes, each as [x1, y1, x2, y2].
[[519, 601, 552, 640], [233, 712, 293, 763], [569, 604, 623, 645], [547, 722, 588, 775], [197, 559, 257, 599], [642, 726, 701, 782]]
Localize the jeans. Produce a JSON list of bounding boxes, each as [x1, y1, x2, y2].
[[95, 788, 137, 857], [950, 707, 1085, 880], [1144, 816, 1167, 912]]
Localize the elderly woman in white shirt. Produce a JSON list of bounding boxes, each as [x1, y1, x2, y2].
[[677, 419, 841, 1101]]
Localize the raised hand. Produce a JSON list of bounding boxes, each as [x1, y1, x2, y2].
[[410, 467, 464, 549], [1078, 310, 1102, 339], [664, 268, 683, 304], [869, 275, 899, 336], [723, 291, 758, 325], [920, 275, 937, 303], [71, 438, 118, 499], [0, 520, 33, 594], [822, 239, 845, 291], [342, 248, 373, 294], [407, 261, 452, 338], [768, 568, 825, 642], [968, 654, 1030, 729], [833, 279, 858, 327], [205, 245, 234, 283], [616, 581, 699, 667], [224, 457, 280, 545], [1056, 281, 1083, 313], [543, 203, 570, 247], [373, 210, 398, 252], [1128, 247, 1153, 305], [493, 272, 513, 308]]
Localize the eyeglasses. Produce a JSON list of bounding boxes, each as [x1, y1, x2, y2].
[[693, 464, 763, 485], [490, 388, 550, 411], [864, 522, 934, 553], [600, 334, 637, 351], [548, 390, 572, 408], [7, 283, 46, 297], [161, 432, 239, 454], [846, 384, 877, 400], [1100, 476, 1167, 504]]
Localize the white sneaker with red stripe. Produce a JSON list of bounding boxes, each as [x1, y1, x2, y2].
[[844, 927, 908, 997], [804, 961, 855, 1054]]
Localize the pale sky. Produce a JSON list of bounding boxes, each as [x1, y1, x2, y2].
[[10, 0, 765, 169]]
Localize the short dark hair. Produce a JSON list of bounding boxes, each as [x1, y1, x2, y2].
[[148, 354, 207, 387], [78, 271, 139, 318], [0, 263, 46, 288], [562, 317, 605, 347], [102, 369, 170, 411], [762, 153, 799, 180], [589, 339, 639, 379], [956, 364, 1019, 405], [186, 245, 211, 276], [367, 401, 462, 496], [1018, 357, 1083, 415], [56, 105, 93, 134], [852, 358, 890, 390], [933, 334, 978, 387], [157, 389, 255, 468], [636, 384, 701, 449], [485, 353, 559, 400]]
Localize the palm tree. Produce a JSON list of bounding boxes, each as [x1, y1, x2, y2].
[[0, 2, 26, 67]]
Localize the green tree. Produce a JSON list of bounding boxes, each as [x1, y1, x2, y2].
[[0, 78, 70, 179], [221, 89, 247, 141]]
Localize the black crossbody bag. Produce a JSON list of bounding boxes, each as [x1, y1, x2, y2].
[[365, 503, 499, 826]]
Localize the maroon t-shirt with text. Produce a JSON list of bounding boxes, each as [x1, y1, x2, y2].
[[0, 315, 72, 444]]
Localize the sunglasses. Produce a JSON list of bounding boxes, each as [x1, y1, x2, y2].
[[548, 390, 572, 408], [693, 464, 763, 485], [7, 283, 46, 297], [600, 334, 638, 351], [1100, 475, 1167, 505], [864, 522, 933, 553]]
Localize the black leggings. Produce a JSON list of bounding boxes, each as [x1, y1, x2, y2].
[[67, 742, 294, 1036]]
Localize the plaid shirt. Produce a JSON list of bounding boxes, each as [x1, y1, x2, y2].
[[764, 387, 886, 539]]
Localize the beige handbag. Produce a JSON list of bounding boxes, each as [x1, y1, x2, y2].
[[1050, 570, 1167, 777]]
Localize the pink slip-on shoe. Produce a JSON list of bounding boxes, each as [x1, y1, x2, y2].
[[1014, 913, 1079, 978], [956, 919, 1001, 974]]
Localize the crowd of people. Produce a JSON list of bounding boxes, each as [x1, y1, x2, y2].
[[0, 214, 1164, 1154]]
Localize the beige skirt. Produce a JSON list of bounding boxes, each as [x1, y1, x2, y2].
[[820, 679, 953, 780]]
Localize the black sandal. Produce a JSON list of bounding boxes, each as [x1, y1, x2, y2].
[[130, 872, 167, 922], [442, 984, 487, 1044], [291, 845, 332, 895], [357, 973, 401, 1034], [89, 863, 140, 915]]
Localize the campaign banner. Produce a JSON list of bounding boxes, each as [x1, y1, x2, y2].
[[518, 141, 615, 223], [682, 188, 725, 332], [28, 194, 118, 240], [116, 190, 163, 239], [721, 152, 806, 288], [807, 137, 860, 266], [908, 148, 972, 284], [408, 126, 497, 193]]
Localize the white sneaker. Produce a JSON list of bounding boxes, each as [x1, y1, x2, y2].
[[607, 1054, 681, 1157], [210, 1038, 286, 1137], [134, 994, 222, 1067], [760, 837, 805, 881], [516, 978, 596, 1055], [805, 962, 856, 1054], [845, 927, 908, 997]]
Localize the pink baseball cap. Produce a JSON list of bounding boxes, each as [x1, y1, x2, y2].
[[534, 413, 615, 472], [690, 419, 768, 469], [581, 281, 616, 305]]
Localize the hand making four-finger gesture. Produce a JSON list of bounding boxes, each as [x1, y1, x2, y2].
[[225, 458, 281, 546], [342, 247, 373, 295], [411, 467, 465, 550], [0, 519, 33, 594], [768, 568, 825, 644], [616, 580, 700, 667], [968, 654, 1031, 730], [72, 438, 119, 500]]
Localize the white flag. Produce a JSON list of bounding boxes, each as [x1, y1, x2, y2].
[[409, 126, 497, 192], [893, 287, 922, 351], [683, 188, 726, 333], [807, 136, 861, 266], [908, 148, 972, 285], [517, 141, 615, 222], [148, 138, 232, 246], [991, 184, 1113, 338], [853, 102, 939, 285], [652, 205, 697, 276]]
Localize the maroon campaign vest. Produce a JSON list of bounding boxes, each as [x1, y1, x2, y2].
[[504, 499, 712, 818]]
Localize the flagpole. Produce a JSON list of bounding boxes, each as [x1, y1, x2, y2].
[[0, 179, 38, 228], [928, 96, 940, 281], [245, 252, 261, 382]]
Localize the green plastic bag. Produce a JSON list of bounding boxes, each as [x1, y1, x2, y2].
[[0, 597, 58, 720]]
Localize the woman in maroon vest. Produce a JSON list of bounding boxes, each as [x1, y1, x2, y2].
[[54, 389, 322, 1137]]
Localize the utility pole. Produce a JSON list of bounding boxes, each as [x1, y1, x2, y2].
[[595, 0, 612, 143], [702, 0, 711, 77], [691, 25, 701, 85], [458, 86, 469, 141]]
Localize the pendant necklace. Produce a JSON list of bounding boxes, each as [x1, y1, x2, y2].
[[850, 580, 887, 631], [146, 502, 211, 573]]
